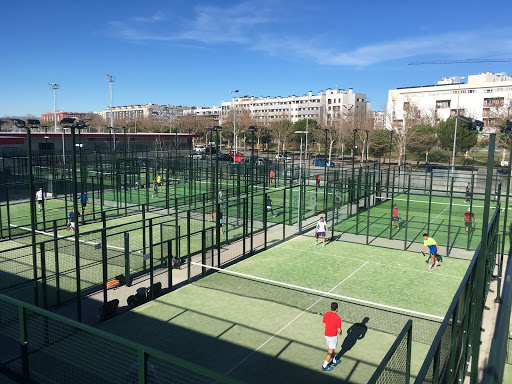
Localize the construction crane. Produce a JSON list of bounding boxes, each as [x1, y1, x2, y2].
[[409, 58, 512, 65]]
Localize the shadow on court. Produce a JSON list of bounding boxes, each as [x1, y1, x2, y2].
[[97, 300, 382, 384], [336, 317, 369, 360]]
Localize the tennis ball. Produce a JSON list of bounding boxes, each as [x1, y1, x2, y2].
[[398, 264, 401, 266]]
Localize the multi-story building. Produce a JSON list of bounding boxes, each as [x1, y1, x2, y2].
[[387, 72, 512, 130], [41, 111, 87, 122], [183, 106, 221, 121], [95, 104, 190, 123], [220, 88, 369, 125], [371, 111, 386, 130]]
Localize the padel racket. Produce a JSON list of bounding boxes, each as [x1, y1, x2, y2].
[[421, 251, 431, 264]]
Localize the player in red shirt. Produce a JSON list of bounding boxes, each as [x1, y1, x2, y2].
[[321, 302, 342, 371], [464, 208, 475, 236]]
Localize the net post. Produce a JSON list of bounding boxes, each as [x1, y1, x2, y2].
[[142, 204, 146, 255], [53, 219, 61, 305], [202, 194, 206, 233], [243, 197, 247, 259], [145, 165, 150, 210], [125, 232, 131, 287], [404, 174, 410, 251], [366, 169, 371, 245], [101, 226, 108, 307], [237, 167, 241, 225], [166, 166, 170, 213], [283, 187, 286, 240], [19, 305, 30, 382], [166, 239, 173, 292], [225, 200, 229, 244], [390, 168, 395, 239], [187, 210, 191, 266], [149, 218, 154, 300], [99, 173, 104, 213], [6, 188, 11, 239], [91, 173, 96, 221], [263, 192, 267, 250], [202, 230, 206, 277], [40, 242, 48, 310], [446, 175, 455, 257], [331, 176, 336, 242]]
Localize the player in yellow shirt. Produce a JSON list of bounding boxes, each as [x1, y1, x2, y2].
[[423, 234, 440, 271]]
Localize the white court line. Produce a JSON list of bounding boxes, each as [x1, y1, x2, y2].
[[430, 204, 450, 223], [223, 260, 370, 376], [279, 244, 463, 279]]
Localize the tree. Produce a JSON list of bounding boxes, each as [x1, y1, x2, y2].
[[406, 124, 438, 164], [437, 117, 478, 154], [369, 129, 394, 161], [293, 118, 322, 153], [270, 117, 293, 154]]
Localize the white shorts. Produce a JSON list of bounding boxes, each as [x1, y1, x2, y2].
[[70, 222, 75, 228], [325, 336, 338, 350]]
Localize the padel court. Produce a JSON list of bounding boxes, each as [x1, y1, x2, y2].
[[97, 236, 470, 383]]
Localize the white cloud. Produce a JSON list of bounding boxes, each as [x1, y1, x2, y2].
[[108, 5, 512, 66]]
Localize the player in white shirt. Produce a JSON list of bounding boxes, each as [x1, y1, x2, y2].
[[314, 217, 329, 247], [35, 188, 46, 212]]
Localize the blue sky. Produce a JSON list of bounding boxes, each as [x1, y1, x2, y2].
[[2, 0, 512, 117]]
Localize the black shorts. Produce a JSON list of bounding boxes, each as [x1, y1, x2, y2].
[[81, 202, 87, 208], [465, 221, 472, 230], [156, 182, 161, 187]]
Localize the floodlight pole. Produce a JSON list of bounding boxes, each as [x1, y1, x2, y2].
[[231, 90, 239, 161], [451, 77, 465, 172], [49, 83, 65, 170], [324, 128, 329, 215], [305, 94, 310, 165], [107, 74, 115, 150]]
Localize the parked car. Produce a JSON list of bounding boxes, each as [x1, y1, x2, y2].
[[313, 158, 335, 167], [194, 145, 206, 153], [212, 153, 233, 161], [244, 156, 269, 165], [275, 154, 292, 162], [229, 151, 246, 162]]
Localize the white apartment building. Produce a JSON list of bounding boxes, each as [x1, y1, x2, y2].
[[96, 103, 190, 122], [183, 106, 221, 120], [221, 88, 369, 125], [387, 72, 512, 130]]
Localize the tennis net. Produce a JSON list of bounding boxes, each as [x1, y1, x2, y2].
[[191, 262, 443, 345], [8, 224, 143, 267]]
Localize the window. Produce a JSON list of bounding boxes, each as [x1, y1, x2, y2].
[[403, 102, 410, 111], [436, 100, 451, 109], [482, 108, 490, 117], [484, 97, 504, 106], [328, 99, 332, 104], [450, 109, 465, 117], [467, 90, 475, 94], [484, 89, 493, 93]]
